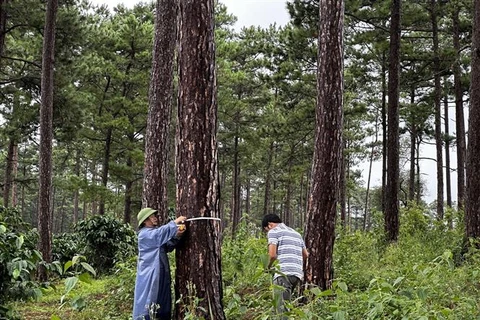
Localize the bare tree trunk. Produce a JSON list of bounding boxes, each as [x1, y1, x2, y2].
[[142, 0, 176, 223], [0, 0, 7, 58], [364, 114, 379, 231], [304, 0, 344, 290], [99, 127, 111, 215], [3, 139, 16, 207], [245, 178, 250, 217], [465, 0, 480, 240], [381, 51, 387, 213], [124, 155, 133, 224], [73, 149, 80, 224], [444, 80, 452, 208], [408, 87, 416, 202], [11, 142, 17, 207], [453, 6, 466, 210], [416, 138, 422, 204], [231, 134, 241, 236], [175, 0, 225, 318], [385, 0, 401, 242], [432, 0, 444, 219], [339, 140, 346, 228], [284, 146, 294, 227], [263, 141, 274, 216], [37, 0, 57, 281]]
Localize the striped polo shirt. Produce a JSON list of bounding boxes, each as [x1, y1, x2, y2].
[[267, 223, 306, 280]]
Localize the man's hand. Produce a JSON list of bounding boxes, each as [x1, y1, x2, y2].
[[174, 216, 187, 224]]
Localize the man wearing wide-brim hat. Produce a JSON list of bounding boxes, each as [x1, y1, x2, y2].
[[133, 208, 186, 320]]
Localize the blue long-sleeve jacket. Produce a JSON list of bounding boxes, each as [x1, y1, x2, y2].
[[133, 221, 179, 320]]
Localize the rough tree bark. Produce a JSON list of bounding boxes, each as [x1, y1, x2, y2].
[[304, 0, 344, 290], [385, 0, 401, 242], [432, 0, 444, 220], [465, 0, 480, 240], [444, 82, 452, 208], [142, 0, 176, 223], [37, 0, 58, 281], [174, 0, 225, 318], [453, 5, 466, 210]]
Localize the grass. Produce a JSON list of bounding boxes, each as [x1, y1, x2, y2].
[[13, 275, 132, 320], [10, 209, 480, 319]]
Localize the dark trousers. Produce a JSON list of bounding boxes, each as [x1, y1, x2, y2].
[[273, 275, 301, 319]]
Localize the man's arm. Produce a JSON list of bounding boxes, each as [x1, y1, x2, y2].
[[302, 248, 309, 261], [267, 243, 277, 269]]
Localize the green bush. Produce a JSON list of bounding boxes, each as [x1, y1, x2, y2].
[[52, 232, 81, 266], [74, 215, 136, 273], [0, 206, 42, 319]]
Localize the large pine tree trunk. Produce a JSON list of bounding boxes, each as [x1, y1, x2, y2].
[[465, 0, 480, 240], [142, 0, 176, 222], [385, 0, 401, 242], [453, 6, 466, 210], [304, 0, 344, 290], [37, 0, 58, 281], [175, 0, 225, 318]]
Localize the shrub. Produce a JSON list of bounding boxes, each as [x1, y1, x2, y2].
[[0, 206, 42, 319], [74, 215, 136, 273], [52, 232, 81, 266]]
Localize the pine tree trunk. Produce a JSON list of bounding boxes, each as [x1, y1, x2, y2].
[[11, 142, 17, 207], [432, 0, 444, 220], [444, 81, 452, 208], [304, 0, 344, 290], [231, 134, 241, 236], [142, 0, 176, 222], [175, 0, 225, 318], [37, 0, 57, 281], [408, 87, 416, 202], [73, 149, 80, 224], [3, 138, 16, 207], [381, 52, 387, 213], [124, 155, 133, 224], [263, 141, 274, 216], [465, 0, 480, 240], [385, 0, 401, 242], [0, 0, 7, 58], [453, 6, 466, 210]]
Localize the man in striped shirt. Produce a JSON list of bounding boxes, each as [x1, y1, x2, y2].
[[262, 214, 308, 318]]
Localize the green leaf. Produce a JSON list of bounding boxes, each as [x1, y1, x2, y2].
[[80, 262, 96, 277], [64, 276, 79, 296], [72, 255, 82, 266], [16, 235, 24, 249], [78, 272, 92, 284], [64, 260, 73, 273], [51, 315, 61, 320], [12, 268, 20, 279], [337, 281, 348, 292], [71, 296, 86, 311], [393, 276, 404, 287], [0, 224, 6, 233], [333, 311, 346, 320]]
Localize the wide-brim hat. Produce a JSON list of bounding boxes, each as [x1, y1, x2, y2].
[[137, 207, 157, 227]]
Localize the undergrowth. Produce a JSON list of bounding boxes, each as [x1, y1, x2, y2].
[[12, 206, 480, 319]]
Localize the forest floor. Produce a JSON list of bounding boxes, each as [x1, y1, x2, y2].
[[13, 276, 132, 320]]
